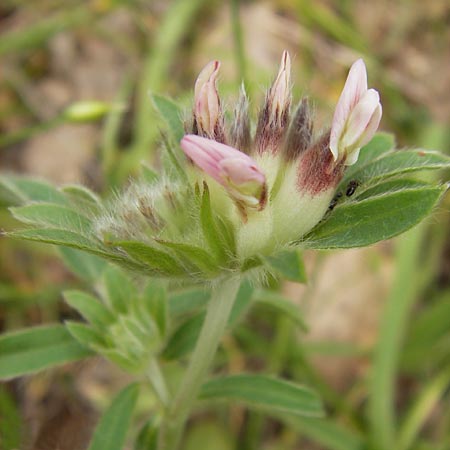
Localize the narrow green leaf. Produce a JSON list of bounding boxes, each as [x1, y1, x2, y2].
[[134, 418, 159, 450], [200, 374, 324, 418], [7, 228, 104, 254], [10, 203, 93, 234], [151, 93, 185, 143], [160, 133, 189, 182], [0, 175, 67, 206], [163, 314, 204, 360], [200, 183, 229, 263], [254, 289, 308, 330], [142, 281, 168, 337], [303, 186, 445, 249], [0, 325, 93, 380], [87, 383, 139, 450], [354, 179, 430, 201], [265, 249, 307, 283], [397, 366, 450, 450], [168, 288, 210, 317], [115, 240, 187, 277], [341, 149, 450, 187], [228, 280, 254, 326], [277, 414, 365, 450], [402, 292, 450, 371], [59, 247, 107, 282], [64, 290, 115, 328], [156, 239, 219, 276], [65, 322, 107, 349], [103, 266, 136, 314]]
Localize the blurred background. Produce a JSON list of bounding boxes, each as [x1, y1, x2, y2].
[[0, 1, 449, 449]]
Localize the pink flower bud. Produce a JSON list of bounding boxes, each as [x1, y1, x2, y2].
[[181, 134, 267, 210], [330, 59, 382, 165], [255, 50, 292, 154], [194, 61, 225, 142], [268, 50, 291, 128]]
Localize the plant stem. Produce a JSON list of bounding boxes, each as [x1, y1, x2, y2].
[[158, 277, 241, 450], [147, 358, 170, 407]]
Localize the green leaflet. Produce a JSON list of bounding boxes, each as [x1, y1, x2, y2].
[[64, 290, 115, 328], [200, 374, 324, 418], [303, 185, 446, 249], [340, 148, 450, 188], [113, 240, 188, 277], [142, 280, 168, 337], [0, 325, 93, 379], [156, 239, 219, 276], [10, 203, 93, 235], [151, 93, 185, 143], [103, 265, 137, 314], [265, 249, 307, 283], [87, 383, 139, 450], [0, 175, 67, 206]]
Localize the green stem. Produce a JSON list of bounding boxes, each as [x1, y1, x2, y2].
[[158, 277, 241, 450], [147, 358, 170, 407], [0, 115, 64, 148]]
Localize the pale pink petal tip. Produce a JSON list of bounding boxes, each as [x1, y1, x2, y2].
[[330, 59, 382, 165]]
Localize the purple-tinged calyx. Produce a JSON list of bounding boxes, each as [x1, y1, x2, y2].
[[255, 50, 292, 154], [194, 61, 226, 142], [330, 59, 382, 166], [181, 134, 267, 211]]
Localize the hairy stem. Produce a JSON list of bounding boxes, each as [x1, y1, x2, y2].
[[158, 277, 241, 449]]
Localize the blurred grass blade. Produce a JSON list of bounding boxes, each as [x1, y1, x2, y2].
[[0, 325, 93, 380], [277, 414, 365, 450], [0, 9, 93, 56], [397, 366, 450, 450], [200, 374, 324, 418], [87, 383, 139, 450], [368, 225, 427, 450]]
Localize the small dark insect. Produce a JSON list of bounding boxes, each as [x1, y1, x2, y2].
[[328, 192, 343, 211], [346, 180, 360, 197]]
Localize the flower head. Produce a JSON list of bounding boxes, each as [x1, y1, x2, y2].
[[330, 59, 382, 165], [181, 134, 267, 212]]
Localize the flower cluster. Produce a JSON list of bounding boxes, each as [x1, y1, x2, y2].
[[181, 52, 382, 258]]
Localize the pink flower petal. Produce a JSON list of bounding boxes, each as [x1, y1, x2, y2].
[[330, 59, 368, 160]]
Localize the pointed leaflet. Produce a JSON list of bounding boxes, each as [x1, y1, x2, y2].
[[64, 290, 115, 328], [142, 280, 168, 337], [303, 185, 446, 249], [0, 325, 93, 380], [103, 265, 137, 315], [87, 383, 139, 450], [265, 249, 307, 283], [200, 374, 324, 418], [10, 203, 93, 234]]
